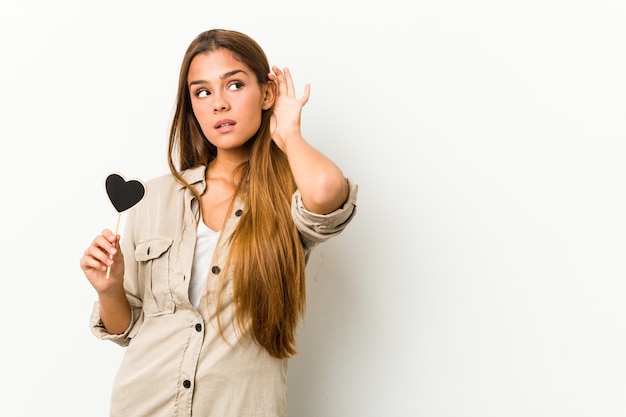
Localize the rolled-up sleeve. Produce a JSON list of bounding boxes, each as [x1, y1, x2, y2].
[[291, 177, 358, 251], [89, 300, 144, 346]]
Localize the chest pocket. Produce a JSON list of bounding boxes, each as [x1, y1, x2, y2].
[[135, 238, 175, 317]]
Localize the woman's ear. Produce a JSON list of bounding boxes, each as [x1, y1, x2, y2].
[[262, 81, 276, 110]]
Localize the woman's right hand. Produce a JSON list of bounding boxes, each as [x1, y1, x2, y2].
[[80, 229, 125, 294]]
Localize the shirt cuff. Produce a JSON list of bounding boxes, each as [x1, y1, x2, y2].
[[89, 301, 133, 346], [291, 177, 358, 245]]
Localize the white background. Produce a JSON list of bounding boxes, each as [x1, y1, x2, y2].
[[1, 1, 625, 416]]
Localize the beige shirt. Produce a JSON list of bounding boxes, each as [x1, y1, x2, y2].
[[90, 166, 358, 417]]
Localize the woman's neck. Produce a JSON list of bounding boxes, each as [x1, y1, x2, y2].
[[208, 152, 248, 184]]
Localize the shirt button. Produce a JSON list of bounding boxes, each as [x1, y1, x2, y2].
[[235, 209, 243, 217], [211, 265, 221, 274], [183, 380, 191, 389], [195, 323, 202, 332]]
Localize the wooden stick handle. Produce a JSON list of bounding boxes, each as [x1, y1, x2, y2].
[[105, 213, 122, 279]]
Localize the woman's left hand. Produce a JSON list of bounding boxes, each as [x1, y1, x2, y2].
[[268, 66, 310, 152]]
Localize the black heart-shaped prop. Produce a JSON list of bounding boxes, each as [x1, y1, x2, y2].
[[105, 173, 146, 213]]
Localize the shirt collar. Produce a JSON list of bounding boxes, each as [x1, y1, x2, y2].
[[178, 165, 207, 194]]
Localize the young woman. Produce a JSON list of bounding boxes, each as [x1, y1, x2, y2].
[[80, 29, 357, 416]]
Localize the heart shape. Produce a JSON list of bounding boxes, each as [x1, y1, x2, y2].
[[105, 173, 146, 213]]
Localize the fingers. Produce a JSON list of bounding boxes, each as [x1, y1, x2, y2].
[[300, 83, 311, 106], [271, 66, 309, 101], [270, 66, 287, 95], [284, 67, 295, 96], [80, 230, 119, 273]]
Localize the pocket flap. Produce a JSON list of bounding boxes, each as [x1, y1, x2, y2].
[[134, 238, 173, 261]]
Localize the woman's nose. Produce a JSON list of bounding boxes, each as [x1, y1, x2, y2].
[[213, 93, 229, 112]]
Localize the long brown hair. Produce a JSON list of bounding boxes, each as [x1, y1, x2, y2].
[[167, 29, 306, 359]]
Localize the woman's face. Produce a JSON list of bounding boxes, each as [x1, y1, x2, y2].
[[187, 49, 272, 155]]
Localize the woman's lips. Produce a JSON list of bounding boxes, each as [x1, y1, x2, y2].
[[214, 119, 236, 130]]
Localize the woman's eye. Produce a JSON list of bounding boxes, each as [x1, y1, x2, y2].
[[196, 89, 210, 98], [227, 81, 244, 91]]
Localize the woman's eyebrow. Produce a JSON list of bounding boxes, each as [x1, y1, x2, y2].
[[189, 69, 248, 87], [221, 69, 247, 79]]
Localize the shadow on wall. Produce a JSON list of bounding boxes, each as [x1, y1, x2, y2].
[[286, 223, 383, 416]]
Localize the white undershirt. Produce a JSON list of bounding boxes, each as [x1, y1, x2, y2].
[[189, 220, 220, 308]]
